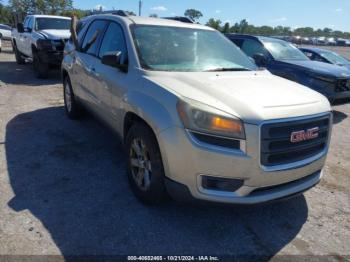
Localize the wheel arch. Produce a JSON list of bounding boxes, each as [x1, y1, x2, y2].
[[122, 92, 178, 180], [122, 91, 178, 140], [31, 44, 37, 53], [61, 68, 69, 81]]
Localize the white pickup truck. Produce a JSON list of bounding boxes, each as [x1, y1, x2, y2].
[[11, 15, 71, 78]]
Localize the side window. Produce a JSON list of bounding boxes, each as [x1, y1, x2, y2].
[[231, 38, 244, 48], [81, 20, 107, 56], [303, 51, 314, 59], [241, 39, 267, 58], [99, 22, 128, 64], [314, 54, 328, 63], [27, 18, 34, 30], [23, 18, 29, 29], [77, 20, 89, 45]]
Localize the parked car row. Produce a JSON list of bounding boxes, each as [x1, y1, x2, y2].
[[225, 34, 350, 102], [6, 12, 348, 206], [273, 35, 350, 46]]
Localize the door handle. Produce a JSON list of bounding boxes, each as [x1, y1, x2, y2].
[[90, 67, 100, 78]]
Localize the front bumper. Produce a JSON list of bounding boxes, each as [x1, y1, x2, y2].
[[37, 50, 63, 65], [307, 78, 350, 101], [157, 118, 330, 205], [165, 170, 321, 205]]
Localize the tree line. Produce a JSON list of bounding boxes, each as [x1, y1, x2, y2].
[[1, 2, 349, 39], [183, 9, 350, 39]]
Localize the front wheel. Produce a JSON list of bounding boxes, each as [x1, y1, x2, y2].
[[125, 122, 168, 205], [14, 44, 25, 64], [33, 51, 49, 79]]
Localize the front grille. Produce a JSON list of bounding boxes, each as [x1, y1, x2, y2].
[[52, 39, 67, 52], [261, 114, 330, 166], [335, 79, 350, 93]]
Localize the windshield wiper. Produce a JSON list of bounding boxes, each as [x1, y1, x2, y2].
[[204, 67, 251, 72]]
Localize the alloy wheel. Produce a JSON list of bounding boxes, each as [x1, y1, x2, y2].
[[64, 81, 72, 113], [129, 138, 152, 191]]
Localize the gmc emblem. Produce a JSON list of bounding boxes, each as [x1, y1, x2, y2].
[[290, 127, 319, 143]]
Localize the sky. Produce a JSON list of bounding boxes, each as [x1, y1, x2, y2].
[[4, 0, 350, 31]]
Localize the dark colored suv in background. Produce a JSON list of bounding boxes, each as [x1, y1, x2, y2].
[[300, 47, 350, 70], [226, 34, 350, 101]]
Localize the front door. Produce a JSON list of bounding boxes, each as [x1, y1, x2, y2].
[[92, 21, 130, 127]]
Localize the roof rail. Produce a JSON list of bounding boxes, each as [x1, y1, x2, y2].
[[90, 10, 129, 17], [162, 16, 195, 23]]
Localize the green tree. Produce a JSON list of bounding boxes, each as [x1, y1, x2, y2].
[[9, 0, 34, 13], [259, 26, 274, 36], [9, 0, 72, 14], [294, 27, 314, 36], [238, 19, 249, 33], [45, 0, 73, 15], [322, 27, 333, 37], [0, 2, 13, 24], [184, 8, 203, 21], [61, 8, 89, 19], [230, 22, 240, 33], [222, 22, 230, 33], [206, 18, 221, 30]]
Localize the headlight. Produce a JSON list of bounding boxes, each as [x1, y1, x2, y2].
[[177, 99, 245, 139], [312, 74, 336, 84], [37, 39, 53, 50]]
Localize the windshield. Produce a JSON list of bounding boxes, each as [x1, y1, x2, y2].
[[35, 18, 71, 31], [132, 25, 257, 72], [319, 51, 350, 65], [262, 39, 309, 61]]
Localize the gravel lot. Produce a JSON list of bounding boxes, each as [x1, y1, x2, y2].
[[0, 41, 349, 259]]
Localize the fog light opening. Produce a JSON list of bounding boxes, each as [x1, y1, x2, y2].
[[202, 176, 244, 192]]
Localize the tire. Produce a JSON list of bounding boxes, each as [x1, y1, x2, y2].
[[125, 122, 168, 205], [33, 50, 49, 79], [63, 76, 83, 119], [14, 43, 25, 64]]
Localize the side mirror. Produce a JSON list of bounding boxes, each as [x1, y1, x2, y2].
[[17, 23, 24, 33], [101, 51, 128, 72], [248, 57, 255, 64], [252, 53, 268, 67], [25, 27, 32, 33]]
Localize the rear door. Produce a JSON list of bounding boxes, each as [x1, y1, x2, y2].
[[73, 19, 108, 109]]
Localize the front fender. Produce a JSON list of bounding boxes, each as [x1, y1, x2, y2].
[[122, 90, 180, 136]]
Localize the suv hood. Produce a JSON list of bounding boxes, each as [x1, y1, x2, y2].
[[280, 59, 350, 78], [145, 70, 330, 124], [39, 29, 70, 40]]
